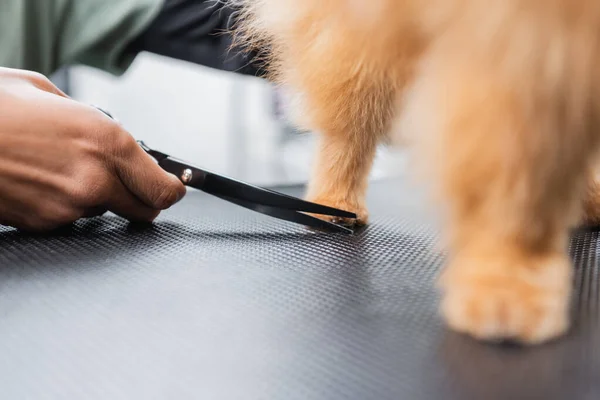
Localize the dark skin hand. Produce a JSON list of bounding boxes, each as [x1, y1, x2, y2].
[[0, 67, 186, 231]]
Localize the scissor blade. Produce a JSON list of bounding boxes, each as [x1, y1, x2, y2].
[[211, 192, 354, 234], [202, 172, 357, 219], [135, 139, 356, 222]]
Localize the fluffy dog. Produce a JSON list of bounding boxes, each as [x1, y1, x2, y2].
[[229, 0, 600, 344]]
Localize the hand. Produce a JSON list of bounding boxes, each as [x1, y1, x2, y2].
[[0, 67, 186, 231]]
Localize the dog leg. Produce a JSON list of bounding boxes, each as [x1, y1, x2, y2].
[[230, 0, 420, 225], [408, 46, 599, 344], [581, 167, 600, 226], [303, 79, 396, 226]]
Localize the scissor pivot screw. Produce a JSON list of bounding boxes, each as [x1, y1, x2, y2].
[[181, 169, 193, 183]]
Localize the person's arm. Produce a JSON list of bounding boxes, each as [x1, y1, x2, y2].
[[0, 0, 164, 76], [0, 0, 263, 78], [126, 0, 266, 77]]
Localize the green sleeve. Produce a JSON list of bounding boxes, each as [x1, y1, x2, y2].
[[0, 0, 163, 76]]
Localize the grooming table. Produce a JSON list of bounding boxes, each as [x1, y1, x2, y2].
[[1, 180, 599, 400]]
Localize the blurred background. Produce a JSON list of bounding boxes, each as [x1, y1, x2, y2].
[[52, 53, 406, 187]]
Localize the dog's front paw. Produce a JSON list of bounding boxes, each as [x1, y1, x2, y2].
[[582, 184, 600, 226], [439, 251, 571, 345], [306, 195, 368, 226], [581, 170, 600, 226]]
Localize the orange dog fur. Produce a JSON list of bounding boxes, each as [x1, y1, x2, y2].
[[229, 0, 600, 344]]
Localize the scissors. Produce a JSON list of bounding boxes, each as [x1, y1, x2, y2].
[[94, 107, 357, 233]]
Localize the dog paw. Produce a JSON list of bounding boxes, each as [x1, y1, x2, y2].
[[582, 195, 600, 226], [439, 251, 571, 345], [306, 196, 368, 226], [581, 172, 600, 226]]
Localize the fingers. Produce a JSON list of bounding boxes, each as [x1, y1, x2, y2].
[[75, 111, 185, 223], [0, 67, 70, 98], [0, 70, 183, 233], [115, 140, 187, 210], [29, 74, 69, 98], [103, 179, 161, 223], [81, 206, 108, 218]]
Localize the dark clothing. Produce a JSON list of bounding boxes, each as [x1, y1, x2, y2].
[[128, 0, 265, 77]]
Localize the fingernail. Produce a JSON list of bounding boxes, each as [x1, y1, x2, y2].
[[174, 187, 187, 205]]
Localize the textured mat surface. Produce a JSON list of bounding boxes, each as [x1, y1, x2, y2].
[[1, 180, 599, 400]]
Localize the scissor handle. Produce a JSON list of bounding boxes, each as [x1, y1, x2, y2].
[[134, 141, 208, 188], [160, 156, 209, 188], [137, 140, 170, 162]]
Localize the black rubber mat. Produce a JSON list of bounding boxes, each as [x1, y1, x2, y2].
[[1, 180, 599, 400]]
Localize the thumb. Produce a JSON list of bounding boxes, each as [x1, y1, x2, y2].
[[115, 138, 187, 210]]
